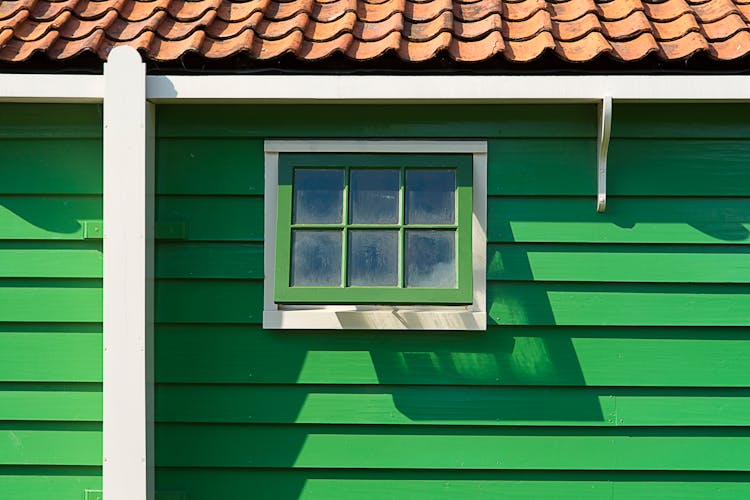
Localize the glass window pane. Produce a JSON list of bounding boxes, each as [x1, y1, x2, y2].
[[406, 170, 455, 224], [405, 230, 456, 288], [350, 169, 400, 224], [293, 169, 344, 224], [291, 230, 342, 286], [348, 230, 398, 286]]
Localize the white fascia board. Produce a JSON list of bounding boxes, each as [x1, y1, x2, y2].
[[0, 74, 104, 102], [148, 74, 750, 103]]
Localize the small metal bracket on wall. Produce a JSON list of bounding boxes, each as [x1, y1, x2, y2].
[[597, 96, 613, 213]]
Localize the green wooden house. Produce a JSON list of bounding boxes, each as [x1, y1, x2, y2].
[[2, 1, 750, 498]]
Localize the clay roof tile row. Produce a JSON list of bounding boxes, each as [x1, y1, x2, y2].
[[2, 0, 750, 63]]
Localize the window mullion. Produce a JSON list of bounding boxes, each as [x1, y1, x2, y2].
[[341, 166, 350, 288], [398, 166, 405, 289]]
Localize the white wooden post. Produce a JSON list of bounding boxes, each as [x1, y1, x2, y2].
[[103, 46, 155, 500]]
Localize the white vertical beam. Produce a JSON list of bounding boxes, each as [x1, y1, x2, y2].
[[103, 46, 154, 500]]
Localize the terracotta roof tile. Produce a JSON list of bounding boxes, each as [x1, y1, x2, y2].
[[3, 0, 750, 63]]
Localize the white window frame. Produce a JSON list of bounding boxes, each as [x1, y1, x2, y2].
[[263, 140, 487, 330]]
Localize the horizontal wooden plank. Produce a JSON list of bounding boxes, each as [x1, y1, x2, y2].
[[156, 385, 750, 427], [157, 104, 595, 139], [156, 280, 263, 323], [155, 385, 615, 426], [0, 196, 102, 240], [156, 243, 262, 279], [157, 469, 750, 500], [0, 104, 101, 138], [0, 280, 102, 323], [156, 423, 750, 470], [157, 138, 264, 195], [155, 325, 750, 387], [608, 139, 750, 196], [0, 466, 101, 500], [0, 384, 101, 421], [0, 139, 101, 194], [0, 242, 102, 278], [155, 279, 750, 326], [488, 197, 750, 244], [488, 244, 750, 283], [156, 196, 263, 241], [0, 326, 102, 382], [613, 103, 750, 139], [487, 282, 750, 326], [0, 423, 101, 466], [488, 139, 595, 195]]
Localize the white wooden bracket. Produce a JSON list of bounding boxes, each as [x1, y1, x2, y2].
[[597, 96, 613, 213], [103, 45, 155, 500]]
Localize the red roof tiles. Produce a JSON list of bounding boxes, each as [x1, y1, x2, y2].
[[1, 0, 750, 63]]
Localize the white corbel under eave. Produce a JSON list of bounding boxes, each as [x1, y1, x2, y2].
[[597, 95, 613, 213]]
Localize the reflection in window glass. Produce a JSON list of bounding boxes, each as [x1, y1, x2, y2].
[[291, 230, 342, 286], [405, 230, 456, 288], [350, 169, 400, 224], [406, 170, 455, 225], [348, 230, 398, 286], [293, 169, 344, 224]]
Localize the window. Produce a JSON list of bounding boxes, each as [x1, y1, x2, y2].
[[275, 153, 472, 304], [264, 141, 487, 330]]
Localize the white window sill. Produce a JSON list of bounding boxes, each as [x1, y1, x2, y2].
[[263, 308, 486, 330]]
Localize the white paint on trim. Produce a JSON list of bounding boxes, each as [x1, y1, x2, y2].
[[103, 45, 155, 500], [148, 75, 750, 102], [265, 140, 488, 154], [263, 140, 487, 331], [596, 96, 612, 213], [0, 74, 104, 102]]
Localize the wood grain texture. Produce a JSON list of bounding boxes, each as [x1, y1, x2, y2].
[[608, 139, 750, 196], [155, 385, 750, 427], [0, 242, 102, 278], [613, 103, 750, 139], [487, 282, 750, 326], [0, 328, 102, 382], [0, 197, 102, 240], [488, 197, 750, 244], [157, 138, 264, 195], [152, 104, 750, 495], [156, 196, 263, 241], [0, 104, 103, 490], [155, 279, 750, 326], [0, 384, 101, 421], [0, 466, 101, 500], [0, 139, 102, 194], [156, 468, 750, 500], [155, 242, 262, 279], [0, 104, 102, 139], [156, 423, 750, 470], [0, 280, 102, 323], [155, 325, 750, 387], [156, 104, 596, 139], [0, 423, 101, 465], [488, 244, 750, 283]]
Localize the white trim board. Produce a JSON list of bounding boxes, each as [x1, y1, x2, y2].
[[0, 74, 104, 102], [148, 75, 750, 102], [103, 46, 155, 500], [263, 140, 487, 331], [2, 73, 750, 103]]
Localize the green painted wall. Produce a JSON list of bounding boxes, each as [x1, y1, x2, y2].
[[155, 104, 750, 499], [0, 104, 103, 498]]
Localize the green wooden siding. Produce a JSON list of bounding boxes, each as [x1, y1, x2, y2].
[[154, 103, 750, 499], [0, 104, 103, 499]]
